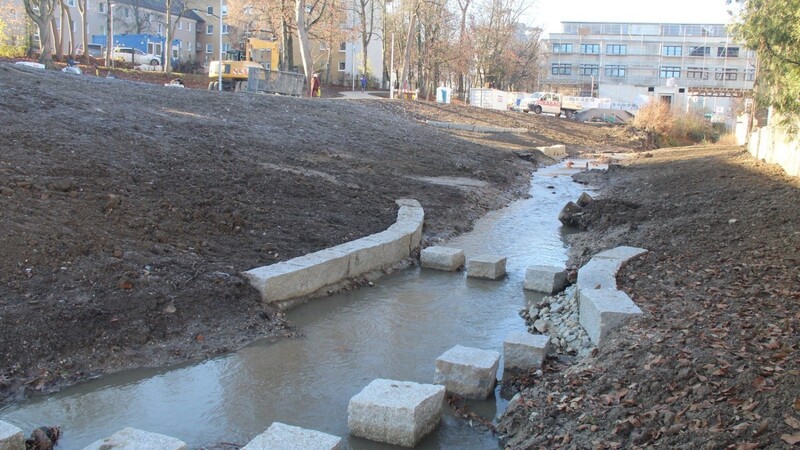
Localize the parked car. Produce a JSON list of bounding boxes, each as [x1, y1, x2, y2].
[[112, 47, 161, 66]]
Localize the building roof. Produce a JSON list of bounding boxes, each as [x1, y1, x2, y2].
[[115, 0, 205, 23]]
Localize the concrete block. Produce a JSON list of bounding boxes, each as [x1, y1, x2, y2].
[[344, 229, 411, 276], [523, 265, 567, 294], [594, 246, 648, 266], [467, 255, 507, 280], [536, 145, 566, 157], [242, 248, 351, 304], [348, 379, 445, 447], [503, 332, 550, 371], [0, 420, 24, 450], [420, 246, 465, 271], [394, 199, 425, 251], [82, 427, 187, 450], [433, 345, 500, 399], [241, 422, 341, 450], [575, 259, 619, 295], [579, 288, 643, 345]]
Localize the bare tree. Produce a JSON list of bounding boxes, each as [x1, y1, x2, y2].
[[22, 0, 57, 66], [76, 0, 88, 62], [163, 0, 189, 73], [59, 0, 76, 58], [352, 0, 381, 81]]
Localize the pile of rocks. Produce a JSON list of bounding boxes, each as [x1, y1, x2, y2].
[[521, 286, 592, 356]]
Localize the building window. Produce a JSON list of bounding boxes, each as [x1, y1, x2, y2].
[[338, 61, 346, 71], [552, 43, 572, 53], [207, 6, 213, 15], [187, 22, 192, 32], [715, 68, 738, 80], [207, 24, 213, 34], [579, 64, 599, 76], [221, 5, 228, 15], [178, 21, 183, 30], [687, 67, 709, 79], [662, 24, 681, 36], [604, 65, 625, 77], [688, 46, 710, 57], [339, 42, 346, 52], [222, 24, 230, 34], [99, 2, 104, 13], [67, 0, 75, 6], [123, 7, 129, 18], [606, 44, 626, 55], [320, 42, 328, 51], [580, 43, 600, 54], [663, 46, 682, 56], [158, 23, 163, 34], [551, 63, 572, 75], [206, 44, 213, 53], [222, 43, 231, 52], [717, 46, 739, 58], [660, 66, 681, 78]]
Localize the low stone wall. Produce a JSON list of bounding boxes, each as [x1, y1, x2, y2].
[[576, 246, 647, 345], [243, 199, 424, 308], [425, 121, 527, 133]]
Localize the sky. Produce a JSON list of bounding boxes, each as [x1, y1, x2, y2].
[[530, 0, 737, 35]]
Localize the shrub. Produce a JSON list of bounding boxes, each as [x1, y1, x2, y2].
[[632, 101, 724, 147]]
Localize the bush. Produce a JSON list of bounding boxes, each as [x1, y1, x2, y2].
[[632, 101, 723, 148]]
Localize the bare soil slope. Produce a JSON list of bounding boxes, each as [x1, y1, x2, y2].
[[0, 62, 633, 404], [498, 146, 800, 449]]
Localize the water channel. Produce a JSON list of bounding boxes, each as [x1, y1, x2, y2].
[[0, 160, 596, 449]]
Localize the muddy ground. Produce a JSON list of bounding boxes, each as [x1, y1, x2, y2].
[[498, 146, 799, 449], [0, 61, 638, 405]]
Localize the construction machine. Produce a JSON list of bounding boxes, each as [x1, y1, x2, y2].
[[208, 38, 280, 91]]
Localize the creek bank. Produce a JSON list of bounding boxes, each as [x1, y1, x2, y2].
[[496, 145, 800, 449]]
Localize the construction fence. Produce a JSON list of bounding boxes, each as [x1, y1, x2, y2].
[[247, 67, 306, 97]]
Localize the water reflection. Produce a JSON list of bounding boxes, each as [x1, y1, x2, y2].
[[0, 161, 594, 449]]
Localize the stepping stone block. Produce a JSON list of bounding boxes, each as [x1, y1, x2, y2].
[[82, 427, 187, 450], [241, 422, 341, 450], [420, 246, 465, 271], [579, 288, 643, 345], [503, 332, 550, 371], [0, 420, 24, 450], [523, 265, 567, 294], [348, 379, 445, 447], [466, 255, 507, 280], [433, 345, 500, 399]]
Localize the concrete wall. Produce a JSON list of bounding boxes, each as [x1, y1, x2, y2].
[[243, 199, 424, 308], [738, 114, 800, 177]]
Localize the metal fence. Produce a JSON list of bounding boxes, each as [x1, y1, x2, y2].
[[247, 67, 306, 96]]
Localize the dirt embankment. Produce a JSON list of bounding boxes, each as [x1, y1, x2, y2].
[[0, 62, 636, 405], [498, 146, 800, 449]]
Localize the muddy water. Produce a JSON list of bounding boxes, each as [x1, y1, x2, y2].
[[0, 161, 594, 449]]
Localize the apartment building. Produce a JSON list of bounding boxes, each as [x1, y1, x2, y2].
[[543, 21, 756, 112], [11, 0, 205, 64]]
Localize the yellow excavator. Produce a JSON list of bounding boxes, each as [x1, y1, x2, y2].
[[208, 38, 280, 91]]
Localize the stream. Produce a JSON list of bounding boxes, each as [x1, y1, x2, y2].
[[0, 160, 595, 449]]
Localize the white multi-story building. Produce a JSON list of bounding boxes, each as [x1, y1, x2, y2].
[[543, 21, 756, 112]]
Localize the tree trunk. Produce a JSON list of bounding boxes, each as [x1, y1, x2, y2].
[[295, 0, 312, 90], [165, 6, 172, 73], [51, 15, 62, 60], [399, 10, 415, 91], [62, 0, 75, 58], [78, 0, 89, 63]]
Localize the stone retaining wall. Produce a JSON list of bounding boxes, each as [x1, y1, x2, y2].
[[425, 121, 527, 134], [243, 199, 424, 308], [576, 246, 647, 345]]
